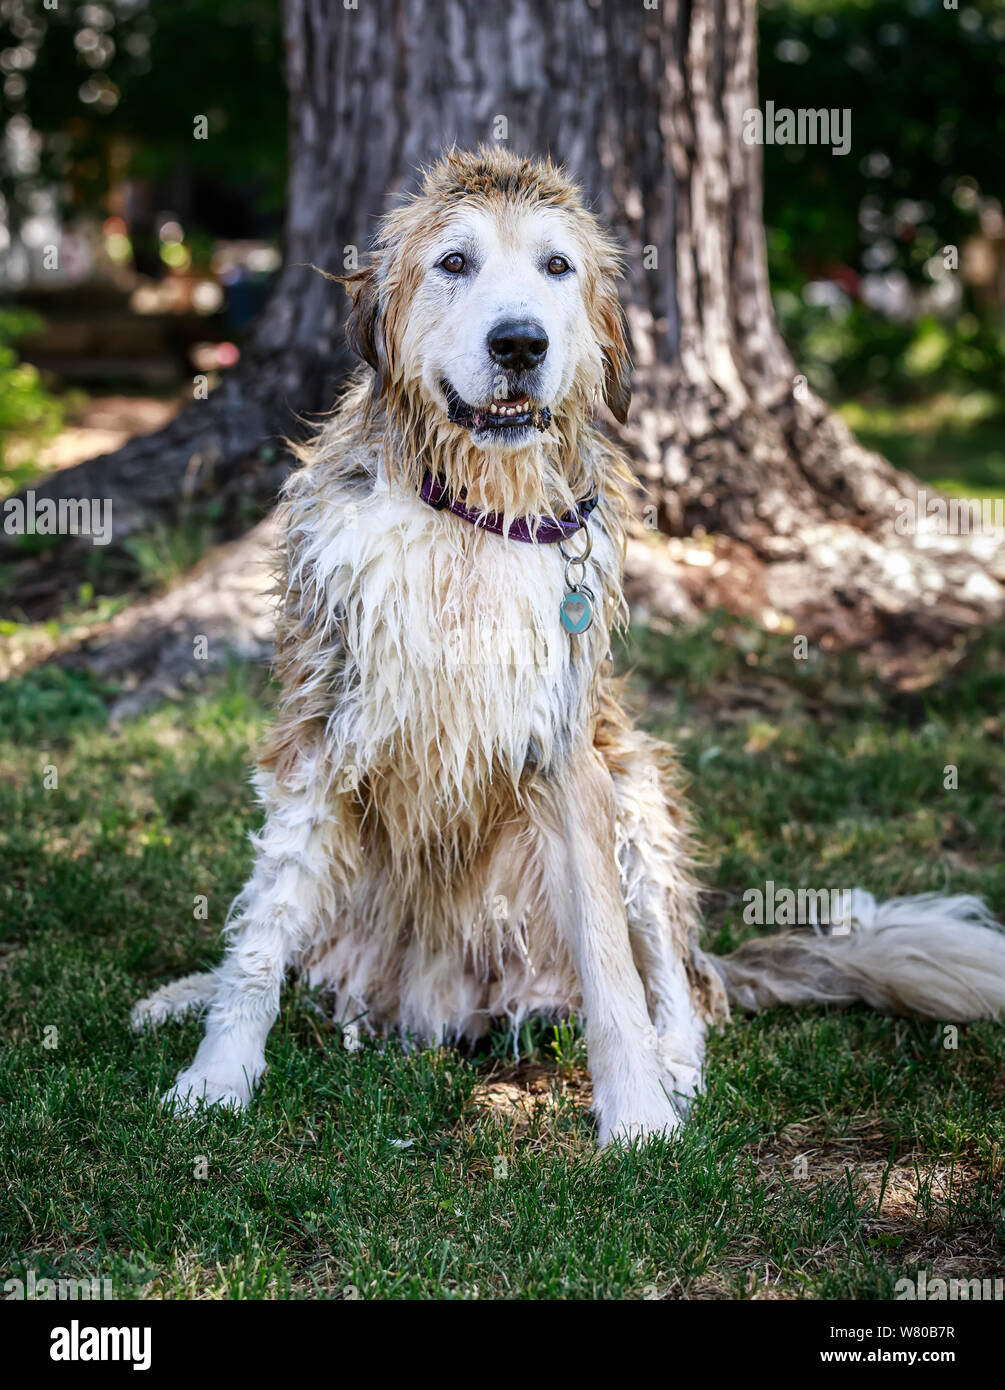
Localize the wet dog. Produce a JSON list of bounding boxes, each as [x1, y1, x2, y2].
[[135, 148, 1005, 1144]]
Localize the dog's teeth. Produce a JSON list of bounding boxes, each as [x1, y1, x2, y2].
[[490, 403, 498, 414]]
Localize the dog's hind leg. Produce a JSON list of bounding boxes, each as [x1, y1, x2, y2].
[[161, 755, 358, 1114]]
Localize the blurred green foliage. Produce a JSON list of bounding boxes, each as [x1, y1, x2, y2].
[[0, 0, 286, 227], [0, 309, 69, 491], [760, 0, 1005, 399], [760, 0, 1003, 281], [775, 298, 1005, 400]]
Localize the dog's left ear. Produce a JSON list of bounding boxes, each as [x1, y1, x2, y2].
[[603, 343, 632, 425], [342, 265, 386, 394], [598, 295, 632, 425]]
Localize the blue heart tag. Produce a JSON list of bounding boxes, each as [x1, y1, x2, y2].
[[560, 590, 593, 634]]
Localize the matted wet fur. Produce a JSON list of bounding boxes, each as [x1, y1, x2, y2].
[[136, 148, 1005, 1145]]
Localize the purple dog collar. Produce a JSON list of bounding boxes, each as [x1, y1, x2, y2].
[[418, 470, 599, 544]]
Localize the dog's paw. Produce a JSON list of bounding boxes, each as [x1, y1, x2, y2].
[[654, 1052, 702, 1120], [598, 1107, 682, 1148], [131, 972, 216, 1031], [595, 1072, 683, 1148], [159, 1065, 260, 1116]]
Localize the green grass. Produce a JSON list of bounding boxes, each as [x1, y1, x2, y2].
[[1, 622, 1004, 1300], [839, 392, 1005, 500]]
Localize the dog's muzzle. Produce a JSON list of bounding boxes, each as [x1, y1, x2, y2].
[[441, 379, 552, 434]]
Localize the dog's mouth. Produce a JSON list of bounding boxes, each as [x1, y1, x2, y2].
[[441, 379, 552, 434]]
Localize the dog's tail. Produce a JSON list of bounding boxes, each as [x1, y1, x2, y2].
[[131, 971, 217, 1030], [710, 891, 1005, 1022]]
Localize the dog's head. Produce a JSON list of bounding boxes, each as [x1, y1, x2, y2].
[[342, 148, 630, 488]]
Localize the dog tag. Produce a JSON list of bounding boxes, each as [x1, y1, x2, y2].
[[560, 588, 594, 634]]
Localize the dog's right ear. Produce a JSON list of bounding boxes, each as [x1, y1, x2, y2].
[[342, 266, 385, 393]]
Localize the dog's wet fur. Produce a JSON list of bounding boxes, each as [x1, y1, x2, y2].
[[136, 148, 1005, 1145]]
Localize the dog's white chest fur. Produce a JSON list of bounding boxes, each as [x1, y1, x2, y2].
[[313, 485, 608, 809]]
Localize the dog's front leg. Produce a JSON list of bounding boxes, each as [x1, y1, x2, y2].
[[163, 911, 284, 1113], [163, 762, 352, 1114], [541, 755, 682, 1147]]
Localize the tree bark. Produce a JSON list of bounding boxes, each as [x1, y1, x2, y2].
[[4, 0, 1001, 651]]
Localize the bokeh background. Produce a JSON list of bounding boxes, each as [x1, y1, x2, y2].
[[1, 0, 1003, 503]]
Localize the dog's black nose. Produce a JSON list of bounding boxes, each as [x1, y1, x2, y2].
[[487, 320, 549, 371]]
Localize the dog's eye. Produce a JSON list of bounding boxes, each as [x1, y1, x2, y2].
[[440, 253, 466, 274], [546, 255, 571, 276]]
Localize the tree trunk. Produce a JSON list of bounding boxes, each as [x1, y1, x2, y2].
[[5, 0, 1001, 654]]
